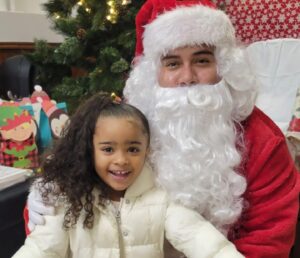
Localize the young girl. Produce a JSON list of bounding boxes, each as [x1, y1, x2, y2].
[[13, 92, 244, 258]]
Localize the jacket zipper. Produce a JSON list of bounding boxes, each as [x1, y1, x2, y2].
[[115, 200, 125, 258]]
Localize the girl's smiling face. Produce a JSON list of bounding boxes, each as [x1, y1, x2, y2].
[[93, 116, 149, 201]]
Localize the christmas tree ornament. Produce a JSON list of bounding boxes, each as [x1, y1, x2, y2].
[[76, 28, 87, 40]]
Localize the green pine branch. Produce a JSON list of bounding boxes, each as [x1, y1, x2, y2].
[[27, 0, 143, 113]]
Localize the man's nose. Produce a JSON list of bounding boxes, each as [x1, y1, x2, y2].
[[178, 65, 197, 86]]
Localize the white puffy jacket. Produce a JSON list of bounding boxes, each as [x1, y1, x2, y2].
[[13, 164, 244, 258]]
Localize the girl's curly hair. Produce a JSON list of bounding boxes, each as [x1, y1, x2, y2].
[[37, 92, 150, 229]]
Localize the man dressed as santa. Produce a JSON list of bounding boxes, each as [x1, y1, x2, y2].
[[123, 0, 300, 257], [26, 1, 299, 257]]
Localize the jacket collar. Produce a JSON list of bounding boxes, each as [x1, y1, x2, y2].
[[125, 162, 155, 198], [94, 163, 155, 208]]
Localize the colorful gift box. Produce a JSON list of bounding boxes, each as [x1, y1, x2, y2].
[[0, 103, 39, 169]]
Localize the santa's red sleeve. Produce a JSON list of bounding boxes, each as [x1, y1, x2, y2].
[[232, 107, 300, 258], [23, 204, 30, 235]]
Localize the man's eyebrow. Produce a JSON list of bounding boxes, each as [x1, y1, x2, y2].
[[193, 50, 214, 56], [161, 50, 214, 61], [161, 55, 179, 61]]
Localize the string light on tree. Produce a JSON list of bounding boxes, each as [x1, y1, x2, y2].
[[122, 0, 131, 5], [110, 8, 116, 16], [106, 0, 118, 23], [105, 0, 131, 23]]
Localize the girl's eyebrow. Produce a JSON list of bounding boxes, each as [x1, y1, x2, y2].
[[127, 141, 142, 145], [98, 141, 142, 145], [98, 141, 115, 145]]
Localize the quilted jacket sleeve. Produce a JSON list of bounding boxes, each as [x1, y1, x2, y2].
[[165, 202, 245, 258], [12, 206, 69, 258]]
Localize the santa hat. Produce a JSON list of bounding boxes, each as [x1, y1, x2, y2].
[[31, 85, 50, 104], [41, 100, 58, 118], [135, 0, 236, 62]]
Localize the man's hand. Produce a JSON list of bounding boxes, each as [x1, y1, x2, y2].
[[27, 181, 56, 232]]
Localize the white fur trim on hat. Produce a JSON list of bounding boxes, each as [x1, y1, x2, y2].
[[143, 5, 236, 60]]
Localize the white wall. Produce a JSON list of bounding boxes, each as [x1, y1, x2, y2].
[[0, 0, 10, 11], [0, 0, 63, 43], [12, 0, 46, 14], [0, 0, 46, 13]]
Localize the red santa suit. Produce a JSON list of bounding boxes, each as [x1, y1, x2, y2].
[[231, 107, 300, 258]]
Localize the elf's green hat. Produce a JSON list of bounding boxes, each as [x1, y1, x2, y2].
[[0, 106, 32, 131]]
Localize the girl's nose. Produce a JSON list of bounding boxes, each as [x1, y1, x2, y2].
[[114, 152, 129, 166]]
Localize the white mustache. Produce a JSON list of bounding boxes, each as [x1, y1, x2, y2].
[[154, 80, 232, 114]]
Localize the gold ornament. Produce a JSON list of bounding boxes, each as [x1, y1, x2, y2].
[[76, 28, 87, 40]]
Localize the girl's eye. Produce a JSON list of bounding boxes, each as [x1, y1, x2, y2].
[[102, 147, 113, 153], [128, 147, 140, 153]]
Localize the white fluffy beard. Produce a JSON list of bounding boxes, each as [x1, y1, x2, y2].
[[150, 81, 246, 235], [125, 71, 247, 235]]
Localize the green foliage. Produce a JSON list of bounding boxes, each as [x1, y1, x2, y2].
[[53, 37, 83, 64], [27, 0, 143, 113], [26, 40, 71, 93], [111, 58, 129, 73]]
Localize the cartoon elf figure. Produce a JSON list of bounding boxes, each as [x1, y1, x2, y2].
[[0, 105, 38, 168]]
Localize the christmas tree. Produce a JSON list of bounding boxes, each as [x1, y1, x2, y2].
[[28, 0, 143, 112]]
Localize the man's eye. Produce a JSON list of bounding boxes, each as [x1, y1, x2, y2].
[[166, 61, 179, 68], [161, 59, 180, 69], [128, 147, 140, 153], [194, 58, 210, 64]]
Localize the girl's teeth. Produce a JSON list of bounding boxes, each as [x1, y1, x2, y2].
[[113, 171, 128, 175]]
